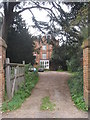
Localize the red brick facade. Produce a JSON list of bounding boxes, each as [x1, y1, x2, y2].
[[33, 36, 59, 69], [0, 38, 7, 107], [83, 39, 90, 107]]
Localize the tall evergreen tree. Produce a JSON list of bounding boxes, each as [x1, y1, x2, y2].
[[7, 15, 34, 64]]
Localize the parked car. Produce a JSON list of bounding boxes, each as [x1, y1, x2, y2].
[[29, 67, 36, 72], [38, 68, 44, 72]]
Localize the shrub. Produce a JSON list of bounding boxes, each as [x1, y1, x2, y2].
[[68, 68, 88, 111], [2, 65, 39, 112], [66, 56, 81, 72]]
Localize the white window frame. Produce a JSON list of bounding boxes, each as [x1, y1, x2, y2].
[[42, 45, 46, 50], [42, 54, 46, 59], [40, 60, 49, 69]]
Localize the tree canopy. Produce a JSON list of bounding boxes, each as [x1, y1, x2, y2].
[[7, 14, 35, 64], [0, 1, 88, 44]]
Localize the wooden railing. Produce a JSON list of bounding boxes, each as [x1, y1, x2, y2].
[[5, 58, 25, 100]]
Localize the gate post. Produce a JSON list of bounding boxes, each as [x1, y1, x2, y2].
[[0, 38, 7, 107], [83, 38, 90, 108]]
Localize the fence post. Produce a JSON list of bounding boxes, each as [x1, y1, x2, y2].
[[6, 58, 12, 100], [23, 61, 25, 65], [15, 66, 19, 92], [23, 61, 25, 81], [12, 67, 17, 98]]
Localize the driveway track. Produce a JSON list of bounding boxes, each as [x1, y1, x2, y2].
[[2, 71, 88, 118]]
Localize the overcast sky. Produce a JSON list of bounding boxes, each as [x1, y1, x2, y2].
[[21, 3, 70, 38], [21, 9, 50, 36], [0, 2, 70, 41]]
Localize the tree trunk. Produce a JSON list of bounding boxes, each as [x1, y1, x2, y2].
[[2, 2, 19, 42]]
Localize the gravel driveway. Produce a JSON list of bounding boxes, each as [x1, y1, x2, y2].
[[2, 71, 88, 118]]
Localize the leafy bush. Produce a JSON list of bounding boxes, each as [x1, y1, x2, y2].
[[66, 56, 81, 72], [68, 68, 88, 111], [2, 65, 39, 112]]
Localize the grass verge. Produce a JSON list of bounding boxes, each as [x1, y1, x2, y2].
[[68, 68, 88, 111], [2, 65, 39, 112], [40, 96, 56, 111], [57, 69, 65, 72]]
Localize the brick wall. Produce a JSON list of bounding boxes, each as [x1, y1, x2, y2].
[[0, 38, 7, 107], [83, 39, 90, 107], [34, 36, 53, 65]]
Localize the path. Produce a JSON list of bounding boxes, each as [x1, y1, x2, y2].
[[2, 71, 88, 118]]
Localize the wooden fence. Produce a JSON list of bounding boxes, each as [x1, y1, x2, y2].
[[5, 58, 25, 100]]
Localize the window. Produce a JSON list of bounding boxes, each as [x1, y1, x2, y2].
[[42, 54, 46, 59], [40, 60, 49, 69], [42, 45, 46, 50]]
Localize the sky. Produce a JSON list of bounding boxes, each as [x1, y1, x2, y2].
[[21, 3, 70, 38], [21, 9, 50, 36], [0, 1, 70, 42]]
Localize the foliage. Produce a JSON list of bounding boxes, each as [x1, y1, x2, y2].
[[2, 65, 39, 112], [7, 15, 35, 64], [50, 40, 83, 71], [40, 96, 56, 111], [30, 2, 88, 45], [66, 53, 82, 72], [50, 45, 68, 71], [57, 69, 64, 72], [68, 68, 88, 111], [1, 1, 88, 45], [66, 44, 83, 72], [80, 27, 88, 41], [66, 57, 79, 72]]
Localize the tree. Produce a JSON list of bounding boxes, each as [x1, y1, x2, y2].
[[30, 2, 88, 44], [2, 2, 20, 41], [7, 14, 34, 64], [0, 1, 88, 44], [50, 39, 83, 71], [50, 45, 68, 71], [46, 2, 88, 71]]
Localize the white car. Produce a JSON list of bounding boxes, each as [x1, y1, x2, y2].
[[29, 67, 36, 72]]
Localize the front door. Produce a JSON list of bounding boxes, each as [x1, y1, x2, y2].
[[40, 60, 49, 69]]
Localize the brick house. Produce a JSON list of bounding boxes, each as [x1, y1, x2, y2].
[[33, 36, 59, 69]]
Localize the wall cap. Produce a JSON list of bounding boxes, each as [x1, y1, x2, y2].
[[82, 38, 90, 49]]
